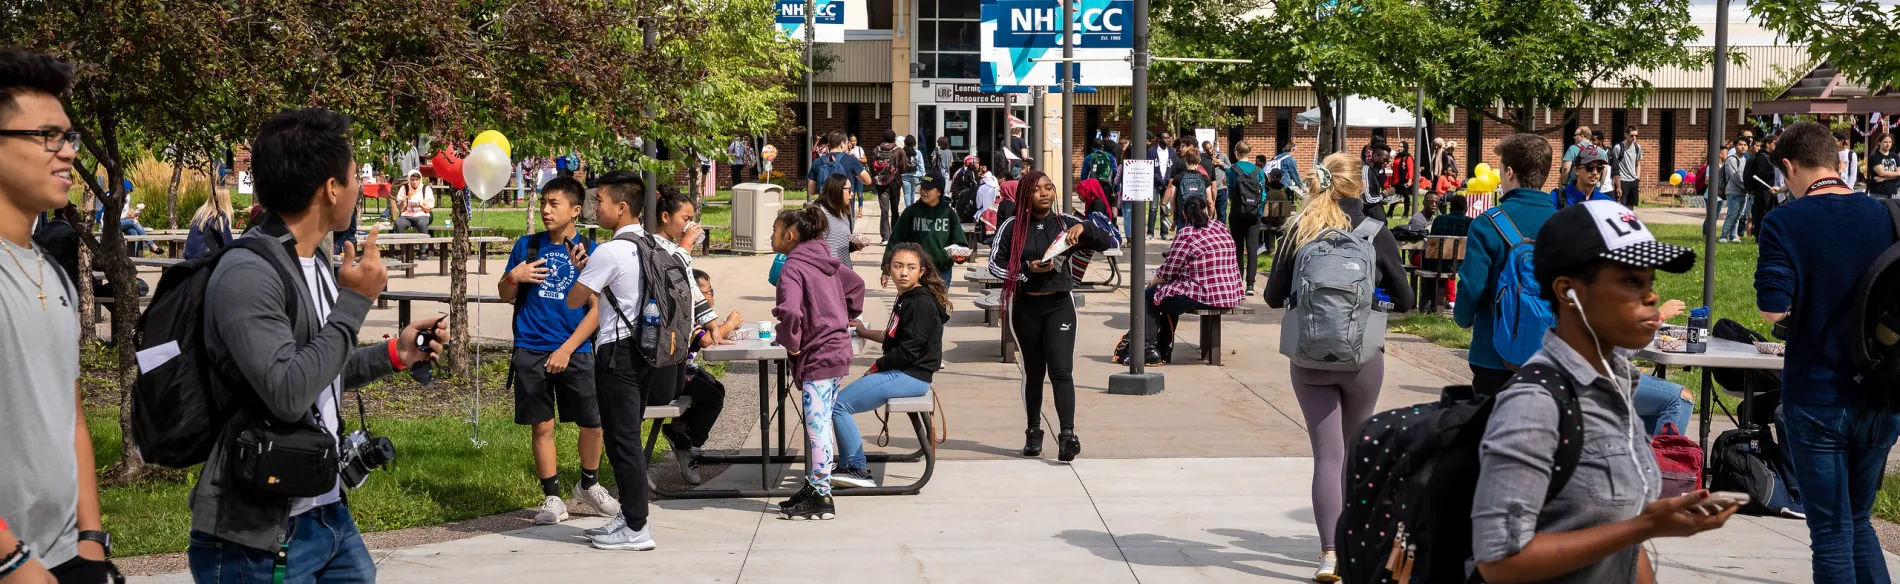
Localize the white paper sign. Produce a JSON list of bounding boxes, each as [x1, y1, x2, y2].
[[1121, 159, 1155, 202], [237, 171, 254, 195], [1194, 128, 1217, 149]]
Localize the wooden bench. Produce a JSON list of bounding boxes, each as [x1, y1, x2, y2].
[[1407, 235, 1465, 314], [1192, 306, 1257, 366], [640, 391, 938, 497], [377, 290, 507, 328], [972, 292, 1015, 363]]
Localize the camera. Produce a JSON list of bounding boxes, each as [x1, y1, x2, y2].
[[339, 429, 396, 490]]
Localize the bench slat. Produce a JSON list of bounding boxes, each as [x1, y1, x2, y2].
[[886, 391, 933, 413]]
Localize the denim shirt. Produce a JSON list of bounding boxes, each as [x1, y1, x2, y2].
[[1471, 332, 1661, 583]]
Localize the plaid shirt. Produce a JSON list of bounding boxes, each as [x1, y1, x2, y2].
[[1155, 222, 1244, 307]]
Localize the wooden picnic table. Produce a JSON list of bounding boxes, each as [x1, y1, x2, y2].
[[428, 225, 496, 234], [122, 233, 189, 258], [131, 257, 182, 269], [358, 235, 511, 277], [377, 290, 506, 328]]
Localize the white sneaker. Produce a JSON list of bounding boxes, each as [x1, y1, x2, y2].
[[533, 495, 569, 525], [1312, 553, 1339, 583], [575, 483, 622, 518], [589, 520, 657, 551], [585, 514, 627, 537]]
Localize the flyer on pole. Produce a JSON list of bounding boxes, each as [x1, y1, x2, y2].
[[1122, 160, 1154, 202]]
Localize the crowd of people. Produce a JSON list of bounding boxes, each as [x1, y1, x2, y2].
[[7, 45, 1900, 584]]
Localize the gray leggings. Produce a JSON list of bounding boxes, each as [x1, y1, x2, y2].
[[395, 216, 432, 234], [1289, 353, 1386, 552]]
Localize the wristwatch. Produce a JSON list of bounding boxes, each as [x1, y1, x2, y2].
[[77, 530, 111, 558]]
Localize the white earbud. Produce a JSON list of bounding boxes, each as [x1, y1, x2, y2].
[[1566, 288, 1580, 304]]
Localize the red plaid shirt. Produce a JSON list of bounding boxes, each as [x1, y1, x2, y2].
[[1155, 222, 1245, 307]]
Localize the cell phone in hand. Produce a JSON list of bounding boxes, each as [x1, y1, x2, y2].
[[1687, 491, 1749, 515]]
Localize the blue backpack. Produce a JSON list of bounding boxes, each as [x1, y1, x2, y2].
[[812, 152, 850, 191], [1483, 207, 1555, 369]]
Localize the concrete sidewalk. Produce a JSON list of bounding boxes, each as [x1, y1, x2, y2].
[[131, 458, 1872, 583]]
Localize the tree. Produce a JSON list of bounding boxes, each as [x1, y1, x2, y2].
[[1399, 0, 1713, 133], [1751, 0, 1900, 90]]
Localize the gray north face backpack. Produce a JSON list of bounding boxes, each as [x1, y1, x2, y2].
[[1279, 217, 1387, 370]]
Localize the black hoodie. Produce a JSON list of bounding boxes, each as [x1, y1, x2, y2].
[[874, 286, 949, 383]]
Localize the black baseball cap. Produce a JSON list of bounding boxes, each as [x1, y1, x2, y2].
[[1533, 200, 1696, 289], [919, 173, 946, 193]]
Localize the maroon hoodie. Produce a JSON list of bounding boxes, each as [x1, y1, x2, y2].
[[773, 238, 866, 381]]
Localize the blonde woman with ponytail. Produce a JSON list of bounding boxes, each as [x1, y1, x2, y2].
[[1262, 151, 1415, 583]]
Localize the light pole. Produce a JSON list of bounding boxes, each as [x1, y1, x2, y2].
[[1060, 0, 1075, 211], [1696, 0, 1729, 459], [1107, 0, 1163, 395]]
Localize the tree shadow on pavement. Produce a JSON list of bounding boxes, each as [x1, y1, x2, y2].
[[1054, 529, 1321, 581]]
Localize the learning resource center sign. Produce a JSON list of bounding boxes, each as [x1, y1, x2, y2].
[[778, 0, 846, 43], [980, 0, 1133, 90]]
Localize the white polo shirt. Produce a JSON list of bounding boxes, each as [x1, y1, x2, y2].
[[577, 224, 646, 345]]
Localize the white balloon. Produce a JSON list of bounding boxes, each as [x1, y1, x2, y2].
[[464, 143, 512, 201]]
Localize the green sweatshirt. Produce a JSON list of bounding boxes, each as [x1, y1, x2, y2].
[[883, 199, 969, 274]]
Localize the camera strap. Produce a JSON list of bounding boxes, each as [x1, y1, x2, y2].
[[310, 264, 348, 438]]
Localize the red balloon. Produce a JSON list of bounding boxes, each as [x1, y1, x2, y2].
[[430, 150, 467, 189]]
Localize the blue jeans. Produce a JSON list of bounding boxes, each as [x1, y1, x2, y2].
[[121, 218, 149, 253], [1121, 201, 1137, 242], [1215, 188, 1230, 222], [1721, 193, 1751, 240], [188, 503, 376, 584], [1783, 404, 1900, 584], [831, 370, 931, 469], [1632, 374, 1691, 436], [902, 174, 921, 208]]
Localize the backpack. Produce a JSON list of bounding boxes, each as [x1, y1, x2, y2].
[[871, 144, 900, 187], [1233, 164, 1266, 215], [1651, 422, 1704, 499], [602, 231, 697, 368], [1177, 167, 1210, 200], [1481, 207, 1555, 369], [951, 169, 981, 223], [132, 237, 299, 468], [1847, 198, 1900, 410], [900, 148, 917, 174], [1278, 217, 1387, 371], [812, 153, 850, 191], [1337, 365, 1583, 584], [31, 213, 80, 288], [1708, 426, 1803, 517], [1085, 150, 1117, 184]]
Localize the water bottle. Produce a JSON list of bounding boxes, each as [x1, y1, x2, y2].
[[1373, 288, 1395, 311], [640, 299, 661, 352], [1687, 307, 1710, 354]]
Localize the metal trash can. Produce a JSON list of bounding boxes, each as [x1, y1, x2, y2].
[[731, 182, 784, 255]]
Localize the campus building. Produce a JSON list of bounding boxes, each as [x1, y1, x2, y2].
[[743, 0, 1811, 200]]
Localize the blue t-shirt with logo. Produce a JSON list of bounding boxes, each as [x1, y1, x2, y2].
[[505, 232, 600, 353]]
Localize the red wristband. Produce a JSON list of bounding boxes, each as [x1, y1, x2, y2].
[[0, 515, 9, 532], [387, 338, 407, 371]]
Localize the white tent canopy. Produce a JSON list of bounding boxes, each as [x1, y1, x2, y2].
[[1296, 95, 1419, 128]]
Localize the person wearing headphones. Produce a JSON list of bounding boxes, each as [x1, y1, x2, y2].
[[1471, 200, 1738, 583]]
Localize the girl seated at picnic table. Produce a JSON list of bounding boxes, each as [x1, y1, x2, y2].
[[830, 243, 950, 489], [183, 180, 235, 260], [394, 169, 435, 234], [1139, 195, 1242, 365], [771, 205, 866, 521]]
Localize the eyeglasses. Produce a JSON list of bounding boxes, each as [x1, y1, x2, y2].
[[0, 128, 82, 153], [1581, 164, 1608, 172]]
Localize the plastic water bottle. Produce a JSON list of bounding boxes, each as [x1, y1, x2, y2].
[[1687, 307, 1710, 353], [1373, 288, 1395, 311], [640, 299, 661, 352]]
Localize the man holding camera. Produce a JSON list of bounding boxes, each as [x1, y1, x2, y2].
[[187, 108, 446, 583]]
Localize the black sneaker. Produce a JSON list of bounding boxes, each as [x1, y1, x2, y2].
[[830, 467, 876, 489], [779, 485, 835, 520], [1144, 348, 1167, 366], [1022, 427, 1045, 457], [778, 484, 811, 511], [1057, 431, 1082, 462]]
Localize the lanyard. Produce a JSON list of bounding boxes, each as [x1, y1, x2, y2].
[[1805, 176, 1850, 197]]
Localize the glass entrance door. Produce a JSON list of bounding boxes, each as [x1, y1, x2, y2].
[[942, 107, 975, 161]]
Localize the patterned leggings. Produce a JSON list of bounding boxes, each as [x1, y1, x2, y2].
[[800, 377, 843, 495]]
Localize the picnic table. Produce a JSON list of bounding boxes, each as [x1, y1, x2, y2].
[[1636, 336, 1783, 488], [130, 257, 182, 269], [123, 233, 189, 258], [359, 235, 511, 276], [377, 290, 506, 328], [427, 225, 496, 235]]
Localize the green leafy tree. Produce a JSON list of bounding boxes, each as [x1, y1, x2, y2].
[[1751, 0, 1900, 90]]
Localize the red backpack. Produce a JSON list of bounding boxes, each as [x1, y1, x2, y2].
[[1651, 422, 1704, 498]]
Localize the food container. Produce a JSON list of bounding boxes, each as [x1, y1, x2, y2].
[[727, 327, 757, 341], [1655, 336, 1687, 353], [1754, 341, 1785, 356]]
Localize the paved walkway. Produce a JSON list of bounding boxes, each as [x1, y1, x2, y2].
[[134, 458, 1879, 583]]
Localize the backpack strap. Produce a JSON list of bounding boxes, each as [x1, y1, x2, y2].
[[1516, 363, 1586, 502], [1350, 217, 1383, 240], [1485, 206, 1528, 246]]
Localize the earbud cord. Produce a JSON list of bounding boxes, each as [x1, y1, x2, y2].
[[1569, 290, 1663, 577]]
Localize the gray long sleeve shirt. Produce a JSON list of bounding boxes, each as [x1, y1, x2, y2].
[[190, 225, 397, 552], [1724, 153, 1749, 197], [1470, 332, 1661, 583]]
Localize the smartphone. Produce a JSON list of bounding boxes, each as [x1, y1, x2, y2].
[[1687, 491, 1750, 515]]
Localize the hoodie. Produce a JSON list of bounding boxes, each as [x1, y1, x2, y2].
[[874, 287, 949, 383], [773, 238, 867, 381]]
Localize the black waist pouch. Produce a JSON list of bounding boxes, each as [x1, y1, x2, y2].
[[232, 419, 338, 498]]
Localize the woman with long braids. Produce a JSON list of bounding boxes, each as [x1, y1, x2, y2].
[[986, 169, 1114, 461]]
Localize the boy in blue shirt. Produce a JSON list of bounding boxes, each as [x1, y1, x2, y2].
[[499, 176, 621, 525], [1454, 134, 1560, 395], [1553, 143, 1616, 209], [1754, 121, 1900, 582]]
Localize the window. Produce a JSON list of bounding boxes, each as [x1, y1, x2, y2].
[[1085, 107, 1102, 150], [940, 0, 979, 19], [919, 0, 935, 18], [919, 22, 937, 50], [869, 0, 892, 30], [846, 104, 863, 142], [1276, 107, 1292, 154], [1658, 109, 1676, 183], [1466, 112, 1483, 177], [1610, 109, 1628, 144], [939, 22, 979, 51], [1228, 107, 1246, 154], [919, 3, 981, 81]]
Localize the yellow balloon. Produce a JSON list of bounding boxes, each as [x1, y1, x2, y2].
[[473, 130, 511, 158], [1484, 169, 1500, 185], [1472, 176, 1496, 193], [1669, 174, 1683, 186], [1474, 162, 1493, 177]]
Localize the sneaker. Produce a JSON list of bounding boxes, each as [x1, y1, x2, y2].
[[778, 485, 836, 520], [589, 520, 657, 551], [830, 467, 876, 489], [576, 483, 622, 518], [1144, 348, 1167, 367], [1022, 427, 1045, 457], [533, 495, 569, 525], [1245, 285, 1256, 296], [672, 444, 702, 485], [778, 483, 811, 511], [1057, 431, 1082, 463], [1313, 553, 1339, 582], [584, 514, 627, 538]]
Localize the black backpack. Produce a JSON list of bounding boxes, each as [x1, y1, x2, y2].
[[951, 169, 981, 223], [1177, 168, 1209, 200], [1233, 164, 1266, 215], [1707, 426, 1800, 517], [1848, 198, 1900, 410], [602, 231, 696, 368], [132, 237, 298, 468], [1338, 364, 1582, 584]]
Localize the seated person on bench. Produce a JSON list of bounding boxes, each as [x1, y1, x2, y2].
[[1633, 298, 1694, 436], [661, 270, 743, 485], [833, 244, 948, 489], [1140, 195, 1243, 365]]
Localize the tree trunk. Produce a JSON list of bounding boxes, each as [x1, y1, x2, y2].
[[688, 163, 702, 207], [1515, 103, 1535, 133], [447, 189, 472, 379], [76, 189, 97, 347], [1314, 84, 1337, 158], [166, 147, 185, 229], [100, 173, 148, 480]]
